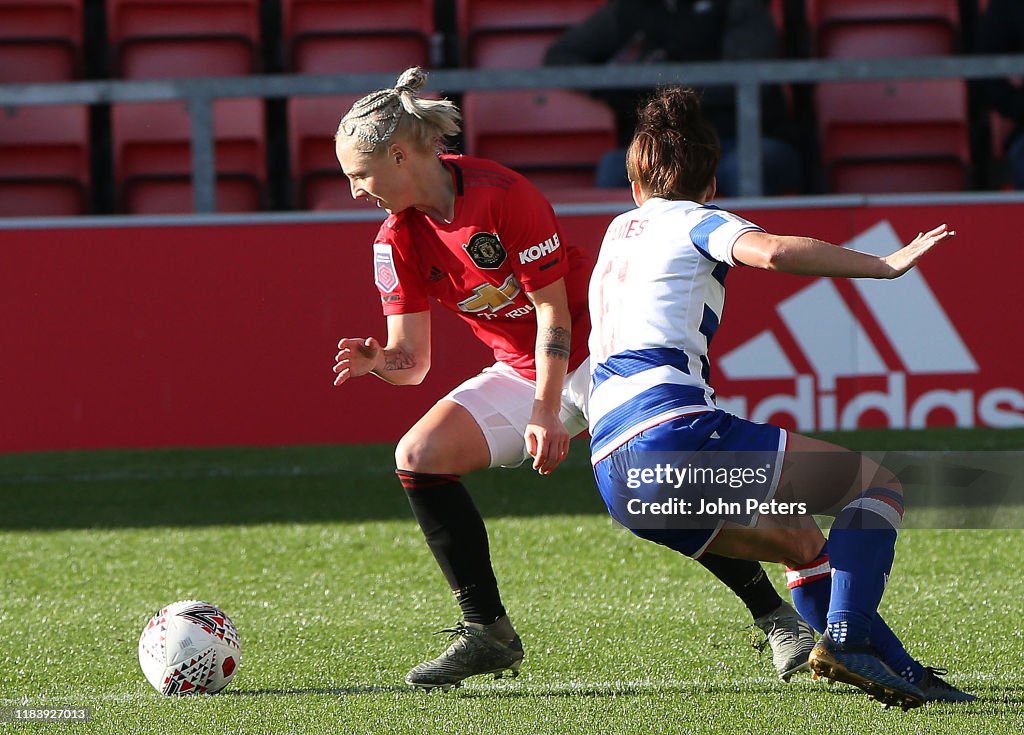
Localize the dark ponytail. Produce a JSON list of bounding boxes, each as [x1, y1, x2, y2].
[[626, 86, 720, 201]]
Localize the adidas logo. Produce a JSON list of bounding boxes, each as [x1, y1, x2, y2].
[[429, 266, 446, 282], [716, 221, 1023, 431]]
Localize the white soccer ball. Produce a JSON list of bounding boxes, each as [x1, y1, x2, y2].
[[138, 600, 242, 696]]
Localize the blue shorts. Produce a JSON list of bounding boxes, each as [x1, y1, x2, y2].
[[593, 410, 787, 558]]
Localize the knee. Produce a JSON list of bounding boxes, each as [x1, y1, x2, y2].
[[395, 429, 442, 473], [782, 527, 826, 567], [870, 466, 903, 499]]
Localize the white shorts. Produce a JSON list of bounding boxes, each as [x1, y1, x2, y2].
[[442, 358, 591, 468]]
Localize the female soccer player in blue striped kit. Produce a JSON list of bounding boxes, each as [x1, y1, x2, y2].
[[588, 86, 974, 708]]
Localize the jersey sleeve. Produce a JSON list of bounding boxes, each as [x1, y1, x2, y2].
[[373, 224, 429, 315], [689, 207, 764, 267], [497, 177, 569, 292]]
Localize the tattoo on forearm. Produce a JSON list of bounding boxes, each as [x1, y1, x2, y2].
[[542, 326, 571, 361], [382, 349, 416, 371]]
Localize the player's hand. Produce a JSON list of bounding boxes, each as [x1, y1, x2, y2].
[[881, 224, 955, 278], [333, 337, 381, 386], [525, 401, 571, 475]]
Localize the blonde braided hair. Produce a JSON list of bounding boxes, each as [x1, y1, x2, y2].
[[336, 67, 461, 155]]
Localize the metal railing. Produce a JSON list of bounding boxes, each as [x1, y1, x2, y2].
[[3, 54, 1024, 211]]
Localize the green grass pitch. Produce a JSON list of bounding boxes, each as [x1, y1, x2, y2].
[[1, 429, 1022, 734]]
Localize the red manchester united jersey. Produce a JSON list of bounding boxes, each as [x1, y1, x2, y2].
[[372, 155, 592, 380]]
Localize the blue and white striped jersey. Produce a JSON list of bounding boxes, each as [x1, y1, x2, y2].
[[588, 197, 763, 462]]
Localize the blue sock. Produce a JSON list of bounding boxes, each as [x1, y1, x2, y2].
[[788, 540, 925, 683], [824, 488, 904, 645]]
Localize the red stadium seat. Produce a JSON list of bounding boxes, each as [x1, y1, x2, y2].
[[0, 0, 82, 82], [817, 79, 969, 193], [830, 160, 966, 194], [807, 0, 960, 57], [281, 0, 433, 73], [807, 0, 959, 28], [112, 98, 266, 213], [291, 35, 429, 76], [0, 104, 90, 215], [462, 89, 616, 191], [456, 1, 612, 190], [106, 0, 260, 78], [457, 0, 604, 67], [819, 22, 955, 58], [470, 32, 561, 69], [806, 2, 963, 192]]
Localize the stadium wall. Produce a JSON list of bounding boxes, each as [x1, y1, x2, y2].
[[2, 197, 1022, 453]]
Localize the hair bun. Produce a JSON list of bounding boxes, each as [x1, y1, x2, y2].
[[394, 66, 428, 95]]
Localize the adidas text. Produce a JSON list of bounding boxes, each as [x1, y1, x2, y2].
[[718, 372, 1023, 431]]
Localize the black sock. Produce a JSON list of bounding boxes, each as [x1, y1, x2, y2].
[[398, 470, 506, 625], [697, 553, 782, 620]]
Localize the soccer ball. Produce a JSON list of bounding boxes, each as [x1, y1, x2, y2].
[[138, 600, 242, 696]]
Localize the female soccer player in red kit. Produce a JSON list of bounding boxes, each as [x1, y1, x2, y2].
[[331, 67, 812, 690]]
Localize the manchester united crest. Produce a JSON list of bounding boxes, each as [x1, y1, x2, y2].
[[464, 232, 507, 270]]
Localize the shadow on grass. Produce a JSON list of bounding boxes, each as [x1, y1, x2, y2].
[[0, 442, 606, 530], [224, 681, 794, 700], [226, 685, 409, 697], [453, 679, 1024, 707], [451, 682, 799, 700], [3, 430, 1021, 530], [948, 684, 1024, 709]]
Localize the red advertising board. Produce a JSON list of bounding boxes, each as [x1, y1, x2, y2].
[[1, 199, 1021, 453], [0, 218, 489, 452], [711, 205, 1023, 432]]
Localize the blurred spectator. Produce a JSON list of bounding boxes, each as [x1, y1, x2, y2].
[[976, 0, 1024, 189], [543, 0, 801, 196]]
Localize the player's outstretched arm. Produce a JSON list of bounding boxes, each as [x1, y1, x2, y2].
[[524, 279, 572, 476], [333, 311, 431, 386], [880, 224, 956, 277], [732, 223, 955, 279]]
